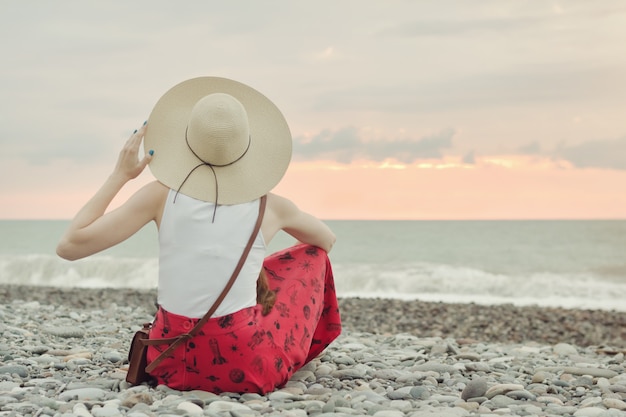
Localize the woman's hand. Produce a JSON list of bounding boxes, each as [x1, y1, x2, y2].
[[113, 123, 153, 181]]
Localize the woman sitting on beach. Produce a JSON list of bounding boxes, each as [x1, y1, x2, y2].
[[56, 77, 342, 394]]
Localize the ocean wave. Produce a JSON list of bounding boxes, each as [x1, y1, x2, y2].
[[2, 255, 625, 312], [334, 262, 626, 312], [0, 255, 158, 289]]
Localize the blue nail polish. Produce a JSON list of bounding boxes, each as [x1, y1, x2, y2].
[[143, 120, 147, 126], [149, 149, 154, 156], [133, 129, 138, 134]]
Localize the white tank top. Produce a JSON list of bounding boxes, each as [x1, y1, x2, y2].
[[157, 189, 266, 318]]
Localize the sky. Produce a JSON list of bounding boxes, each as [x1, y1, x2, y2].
[[1, 1, 625, 220]]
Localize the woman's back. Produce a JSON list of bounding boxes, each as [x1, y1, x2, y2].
[[158, 189, 266, 318]]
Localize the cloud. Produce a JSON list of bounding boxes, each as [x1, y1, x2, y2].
[[518, 141, 543, 154], [555, 136, 626, 170], [462, 151, 476, 165], [293, 127, 455, 163], [315, 47, 336, 61], [382, 16, 540, 38], [518, 136, 626, 170], [309, 64, 625, 116], [380, 4, 626, 38]]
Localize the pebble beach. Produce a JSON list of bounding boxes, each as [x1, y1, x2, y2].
[[0, 285, 625, 417]]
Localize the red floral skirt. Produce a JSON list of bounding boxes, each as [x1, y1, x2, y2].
[[146, 244, 342, 394]]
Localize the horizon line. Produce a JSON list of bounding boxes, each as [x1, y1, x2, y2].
[[2, 217, 625, 222]]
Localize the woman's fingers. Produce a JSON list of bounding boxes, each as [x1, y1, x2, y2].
[[128, 123, 147, 147], [115, 122, 152, 179], [138, 151, 153, 171]]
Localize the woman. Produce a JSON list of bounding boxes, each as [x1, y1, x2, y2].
[[57, 77, 342, 394]]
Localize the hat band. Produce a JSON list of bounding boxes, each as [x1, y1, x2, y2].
[[173, 128, 252, 222]]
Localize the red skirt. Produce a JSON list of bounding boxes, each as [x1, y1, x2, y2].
[[146, 244, 342, 394]]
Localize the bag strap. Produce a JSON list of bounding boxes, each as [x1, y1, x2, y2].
[[144, 195, 267, 374]]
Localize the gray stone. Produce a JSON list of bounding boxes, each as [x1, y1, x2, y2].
[[603, 398, 626, 410], [573, 407, 608, 417], [42, 326, 85, 338], [461, 377, 488, 400], [505, 390, 536, 401], [430, 342, 449, 356], [373, 369, 406, 380], [466, 396, 487, 404], [387, 388, 413, 400], [554, 343, 578, 356], [485, 383, 525, 399], [92, 404, 125, 417], [0, 365, 28, 377], [413, 362, 457, 374], [464, 362, 491, 372], [536, 366, 618, 378], [372, 410, 405, 417], [490, 394, 517, 408], [103, 351, 123, 363], [58, 388, 107, 401], [0, 396, 19, 407], [410, 386, 431, 400], [331, 368, 366, 379]]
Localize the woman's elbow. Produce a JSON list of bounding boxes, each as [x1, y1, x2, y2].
[[56, 240, 81, 261], [321, 232, 336, 253]]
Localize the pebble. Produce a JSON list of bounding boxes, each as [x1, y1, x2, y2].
[[485, 383, 525, 398], [42, 325, 86, 338], [461, 377, 487, 400], [604, 398, 626, 410], [554, 342, 579, 356], [536, 366, 619, 378], [0, 365, 29, 377], [177, 400, 204, 415], [58, 387, 108, 401], [0, 297, 624, 417]]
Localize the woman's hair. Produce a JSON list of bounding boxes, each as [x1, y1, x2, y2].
[[256, 268, 276, 316]]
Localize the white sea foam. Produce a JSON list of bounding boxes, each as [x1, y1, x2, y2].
[[2, 255, 625, 312], [0, 255, 158, 289], [334, 262, 626, 312]]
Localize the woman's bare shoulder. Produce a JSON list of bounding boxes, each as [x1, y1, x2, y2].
[[266, 192, 297, 215], [262, 193, 295, 244], [144, 180, 169, 194], [134, 181, 169, 226], [264, 192, 335, 252], [130, 180, 168, 205]]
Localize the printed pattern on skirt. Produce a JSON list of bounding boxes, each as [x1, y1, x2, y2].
[[146, 244, 342, 393]]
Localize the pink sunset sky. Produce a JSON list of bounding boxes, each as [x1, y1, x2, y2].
[[1, 2, 625, 220]]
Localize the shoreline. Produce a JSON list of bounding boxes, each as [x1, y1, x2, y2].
[[1, 284, 624, 348], [0, 284, 625, 416]]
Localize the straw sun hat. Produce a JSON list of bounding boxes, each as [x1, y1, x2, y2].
[[144, 77, 292, 205]]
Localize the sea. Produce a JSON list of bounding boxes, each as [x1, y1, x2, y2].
[[1, 220, 625, 312]]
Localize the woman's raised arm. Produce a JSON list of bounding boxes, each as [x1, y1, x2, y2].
[[56, 125, 163, 260]]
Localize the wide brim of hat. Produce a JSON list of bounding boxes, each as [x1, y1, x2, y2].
[[144, 77, 292, 205]]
